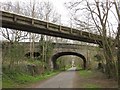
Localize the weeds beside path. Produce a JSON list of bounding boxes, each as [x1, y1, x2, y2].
[[74, 70, 118, 88], [2, 71, 59, 88]]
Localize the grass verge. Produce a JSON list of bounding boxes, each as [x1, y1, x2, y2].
[[83, 83, 101, 88], [79, 70, 93, 78], [2, 70, 59, 88]]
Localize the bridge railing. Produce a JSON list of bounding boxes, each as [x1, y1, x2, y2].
[[0, 10, 102, 44]]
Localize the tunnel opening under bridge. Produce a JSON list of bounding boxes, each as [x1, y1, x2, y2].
[[51, 52, 86, 70]]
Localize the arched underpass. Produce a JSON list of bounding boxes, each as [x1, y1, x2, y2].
[[51, 52, 86, 70]]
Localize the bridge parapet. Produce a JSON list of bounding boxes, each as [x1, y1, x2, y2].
[[1, 10, 102, 44]]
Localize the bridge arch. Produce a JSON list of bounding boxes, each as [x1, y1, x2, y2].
[[51, 52, 86, 70]]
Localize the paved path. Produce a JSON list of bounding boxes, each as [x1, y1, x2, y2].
[[29, 67, 118, 88], [34, 67, 77, 88]]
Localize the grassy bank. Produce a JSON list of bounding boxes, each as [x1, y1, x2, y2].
[[83, 83, 101, 88], [2, 70, 59, 88], [78, 70, 101, 88], [79, 70, 93, 78]]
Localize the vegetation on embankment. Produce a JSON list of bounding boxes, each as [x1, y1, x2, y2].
[[79, 70, 93, 78], [2, 70, 59, 88], [83, 83, 101, 88], [2, 41, 58, 88], [78, 70, 118, 88]]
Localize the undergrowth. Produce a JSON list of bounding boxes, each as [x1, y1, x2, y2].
[[2, 70, 59, 88]]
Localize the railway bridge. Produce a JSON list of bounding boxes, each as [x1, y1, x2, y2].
[[1, 11, 102, 69], [21, 42, 99, 69]]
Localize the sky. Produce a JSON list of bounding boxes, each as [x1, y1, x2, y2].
[[0, 0, 72, 25], [0, 0, 72, 41], [0, 0, 119, 42], [0, 0, 118, 27], [47, 0, 71, 25]]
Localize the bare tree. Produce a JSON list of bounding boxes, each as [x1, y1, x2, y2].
[[0, 1, 29, 43], [113, 0, 120, 87], [31, 1, 61, 66], [65, 0, 118, 78]]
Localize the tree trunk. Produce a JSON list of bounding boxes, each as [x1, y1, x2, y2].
[[118, 23, 120, 88], [103, 40, 116, 78], [32, 33, 35, 59], [102, 27, 116, 78], [29, 33, 32, 58]]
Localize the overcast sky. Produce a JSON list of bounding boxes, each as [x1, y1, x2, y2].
[[0, 0, 118, 26], [0, 0, 119, 42], [0, 0, 72, 25], [0, 0, 72, 41]]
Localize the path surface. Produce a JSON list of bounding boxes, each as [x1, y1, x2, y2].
[[28, 67, 118, 88], [32, 67, 77, 88]]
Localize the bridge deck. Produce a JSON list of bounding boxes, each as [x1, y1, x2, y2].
[[0, 11, 102, 44]]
